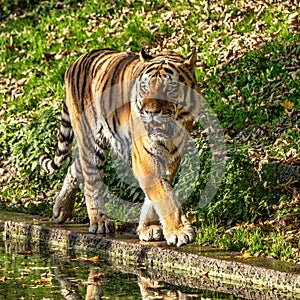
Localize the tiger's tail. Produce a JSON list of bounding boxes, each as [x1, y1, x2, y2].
[[39, 100, 74, 174]]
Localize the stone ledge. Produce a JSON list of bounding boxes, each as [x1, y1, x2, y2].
[[260, 161, 300, 186], [1, 212, 300, 299]]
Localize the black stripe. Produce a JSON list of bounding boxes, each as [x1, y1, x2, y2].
[[74, 52, 95, 109], [50, 160, 59, 170], [79, 57, 91, 109], [72, 58, 83, 101], [142, 143, 154, 156], [95, 148, 106, 161], [112, 115, 118, 133], [144, 65, 161, 75], [55, 148, 70, 156], [177, 111, 190, 118], [166, 62, 177, 71], [96, 162, 104, 171], [58, 130, 72, 142], [157, 140, 170, 152], [111, 55, 138, 112], [61, 118, 71, 127], [164, 67, 174, 75], [178, 65, 192, 82], [170, 146, 179, 155], [91, 50, 120, 77], [85, 176, 102, 188], [63, 101, 69, 114]]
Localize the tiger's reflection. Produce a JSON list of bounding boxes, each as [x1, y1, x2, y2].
[[53, 257, 193, 299], [3, 228, 198, 299]]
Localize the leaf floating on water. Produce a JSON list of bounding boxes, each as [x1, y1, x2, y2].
[[18, 250, 32, 255], [82, 281, 93, 286], [21, 261, 35, 266], [72, 255, 99, 263]]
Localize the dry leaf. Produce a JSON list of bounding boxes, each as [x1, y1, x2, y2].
[[280, 99, 294, 113], [254, 251, 266, 257], [72, 255, 99, 263], [235, 252, 253, 260], [41, 270, 53, 279], [87, 256, 99, 263], [93, 272, 108, 282], [199, 269, 209, 280], [288, 12, 299, 25], [34, 277, 52, 284]]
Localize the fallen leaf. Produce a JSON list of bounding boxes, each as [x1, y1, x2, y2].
[[41, 270, 53, 279], [18, 250, 32, 255], [199, 269, 209, 280], [254, 251, 266, 257], [34, 277, 52, 284], [235, 252, 253, 260], [87, 256, 99, 263], [92, 272, 108, 283], [187, 213, 197, 224], [72, 255, 99, 263], [280, 99, 294, 113], [288, 12, 299, 25]]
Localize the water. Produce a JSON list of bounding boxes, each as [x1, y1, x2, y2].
[[0, 239, 246, 300]]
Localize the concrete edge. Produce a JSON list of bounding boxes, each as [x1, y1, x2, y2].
[[1, 219, 300, 299]]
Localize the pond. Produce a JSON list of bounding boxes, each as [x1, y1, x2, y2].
[[0, 237, 246, 299], [1, 213, 299, 299]]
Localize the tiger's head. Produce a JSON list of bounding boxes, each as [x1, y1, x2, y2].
[[133, 49, 199, 140]]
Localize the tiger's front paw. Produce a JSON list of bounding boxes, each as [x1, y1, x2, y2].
[[137, 224, 164, 241], [89, 214, 115, 234], [163, 215, 195, 247]]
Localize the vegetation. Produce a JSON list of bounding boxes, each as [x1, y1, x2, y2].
[[0, 0, 299, 261]]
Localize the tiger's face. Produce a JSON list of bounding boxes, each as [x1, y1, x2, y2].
[[134, 52, 196, 140], [138, 73, 179, 138]]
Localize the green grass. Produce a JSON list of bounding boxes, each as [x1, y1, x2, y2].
[[0, 0, 299, 261], [196, 221, 296, 262]]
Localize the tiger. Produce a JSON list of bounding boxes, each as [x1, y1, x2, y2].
[[39, 48, 202, 247]]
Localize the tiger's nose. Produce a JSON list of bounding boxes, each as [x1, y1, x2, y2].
[[144, 108, 162, 116]]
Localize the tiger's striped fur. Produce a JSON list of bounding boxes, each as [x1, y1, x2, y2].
[[40, 48, 202, 246]]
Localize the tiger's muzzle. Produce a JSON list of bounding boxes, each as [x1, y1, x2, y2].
[[142, 108, 175, 138], [140, 97, 177, 138]]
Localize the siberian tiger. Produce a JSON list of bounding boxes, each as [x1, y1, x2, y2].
[[40, 48, 202, 246]]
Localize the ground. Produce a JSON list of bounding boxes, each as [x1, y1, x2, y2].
[[0, 0, 299, 261]]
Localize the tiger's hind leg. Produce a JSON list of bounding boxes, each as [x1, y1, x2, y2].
[[80, 154, 115, 234], [53, 155, 82, 223], [76, 128, 115, 234], [137, 197, 163, 241]]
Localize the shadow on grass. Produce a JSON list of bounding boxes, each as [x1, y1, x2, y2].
[[0, 0, 82, 20]]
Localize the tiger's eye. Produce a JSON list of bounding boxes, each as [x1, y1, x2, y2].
[[166, 86, 173, 92], [140, 81, 149, 93]]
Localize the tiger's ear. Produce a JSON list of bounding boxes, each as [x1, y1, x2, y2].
[[139, 48, 154, 63], [183, 48, 197, 69]]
